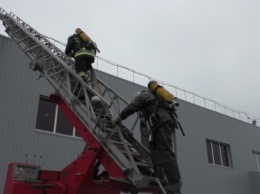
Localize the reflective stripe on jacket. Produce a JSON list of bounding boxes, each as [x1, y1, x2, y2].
[[74, 47, 96, 58]]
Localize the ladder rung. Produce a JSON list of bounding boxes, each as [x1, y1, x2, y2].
[[49, 69, 66, 78], [135, 161, 150, 168], [17, 36, 29, 43], [13, 28, 21, 35], [25, 44, 40, 53], [38, 55, 52, 62], [110, 139, 132, 146], [120, 150, 140, 157]]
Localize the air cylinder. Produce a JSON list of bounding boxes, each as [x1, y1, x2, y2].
[[75, 28, 91, 42], [148, 81, 175, 102]]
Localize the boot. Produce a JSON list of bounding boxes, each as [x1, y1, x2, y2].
[[150, 166, 168, 186], [164, 181, 182, 194]]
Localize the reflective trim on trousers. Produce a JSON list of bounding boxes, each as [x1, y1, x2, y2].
[[78, 71, 86, 77], [74, 49, 95, 58]]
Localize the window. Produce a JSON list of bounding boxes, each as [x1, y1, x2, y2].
[[253, 151, 260, 171], [206, 139, 231, 167], [36, 96, 80, 138], [56, 107, 73, 136], [36, 97, 56, 132]]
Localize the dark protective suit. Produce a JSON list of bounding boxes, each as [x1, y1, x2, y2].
[[65, 34, 96, 80], [119, 90, 181, 185]]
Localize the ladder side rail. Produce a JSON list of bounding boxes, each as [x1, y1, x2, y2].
[[28, 43, 141, 177], [5, 17, 147, 171], [1, 8, 153, 185], [2, 15, 143, 182]]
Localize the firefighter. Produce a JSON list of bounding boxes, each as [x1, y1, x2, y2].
[[91, 96, 103, 115], [112, 82, 182, 194], [91, 96, 114, 129], [65, 31, 97, 82]]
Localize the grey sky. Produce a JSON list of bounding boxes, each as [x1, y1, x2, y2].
[[1, 0, 260, 121]]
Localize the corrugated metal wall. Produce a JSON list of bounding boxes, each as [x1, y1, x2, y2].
[[176, 100, 260, 194], [1, 34, 260, 194], [0, 35, 86, 192]]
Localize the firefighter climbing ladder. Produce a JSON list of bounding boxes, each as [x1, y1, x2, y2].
[[0, 8, 166, 194]]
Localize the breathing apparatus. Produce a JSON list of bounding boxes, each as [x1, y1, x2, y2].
[[148, 81, 175, 102]]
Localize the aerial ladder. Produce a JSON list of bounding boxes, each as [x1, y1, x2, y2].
[[0, 8, 167, 194]]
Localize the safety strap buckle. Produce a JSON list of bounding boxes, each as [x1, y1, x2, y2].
[[149, 113, 157, 127]]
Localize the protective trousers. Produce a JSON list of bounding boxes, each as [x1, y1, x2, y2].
[[75, 56, 94, 81], [149, 120, 181, 184]]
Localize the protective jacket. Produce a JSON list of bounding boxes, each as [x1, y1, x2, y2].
[[120, 90, 177, 128], [65, 34, 96, 60]]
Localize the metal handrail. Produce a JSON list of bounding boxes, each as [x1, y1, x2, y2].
[[43, 36, 260, 127]]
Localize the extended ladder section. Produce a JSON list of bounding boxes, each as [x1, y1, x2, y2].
[[0, 8, 166, 193]]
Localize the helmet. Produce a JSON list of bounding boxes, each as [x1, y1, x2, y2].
[[91, 96, 101, 105], [133, 92, 141, 101], [148, 80, 157, 89]]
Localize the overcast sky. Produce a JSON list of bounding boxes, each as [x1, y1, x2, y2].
[[1, 0, 260, 122]]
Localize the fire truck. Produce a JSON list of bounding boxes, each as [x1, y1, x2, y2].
[[0, 8, 169, 194]]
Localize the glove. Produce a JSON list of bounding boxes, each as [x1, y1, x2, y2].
[[91, 40, 100, 53], [111, 115, 122, 126]]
